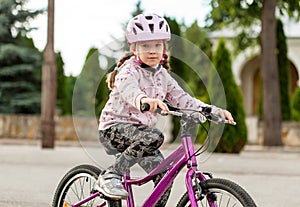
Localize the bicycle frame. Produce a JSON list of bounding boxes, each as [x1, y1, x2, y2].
[[124, 134, 208, 207], [71, 134, 215, 207]]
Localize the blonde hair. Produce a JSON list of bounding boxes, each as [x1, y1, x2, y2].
[[106, 42, 170, 90]]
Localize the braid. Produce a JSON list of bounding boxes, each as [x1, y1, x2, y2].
[[106, 52, 134, 90], [162, 53, 171, 72], [106, 42, 171, 89], [117, 52, 134, 67]]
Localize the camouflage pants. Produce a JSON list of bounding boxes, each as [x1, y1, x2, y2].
[[99, 123, 171, 207]]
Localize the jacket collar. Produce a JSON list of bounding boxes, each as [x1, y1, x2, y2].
[[140, 63, 162, 74]]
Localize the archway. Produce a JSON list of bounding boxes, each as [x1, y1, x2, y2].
[[240, 57, 299, 115]]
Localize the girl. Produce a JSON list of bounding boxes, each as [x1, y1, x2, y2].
[[95, 13, 234, 206]]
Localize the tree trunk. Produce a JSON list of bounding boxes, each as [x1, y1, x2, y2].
[[41, 0, 56, 148], [261, 0, 282, 146]]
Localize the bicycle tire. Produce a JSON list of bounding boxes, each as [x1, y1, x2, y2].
[[176, 178, 257, 207], [52, 164, 122, 207]]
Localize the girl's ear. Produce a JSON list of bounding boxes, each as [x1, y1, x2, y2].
[[163, 41, 168, 54], [130, 43, 137, 55]]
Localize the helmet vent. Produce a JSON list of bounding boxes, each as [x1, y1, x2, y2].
[[145, 15, 153, 20], [132, 28, 137, 35], [159, 21, 164, 29], [135, 23, 143, 31], [149, 24, 154, 33]]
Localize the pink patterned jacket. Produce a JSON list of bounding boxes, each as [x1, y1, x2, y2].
[[98, 57, 220, 130]]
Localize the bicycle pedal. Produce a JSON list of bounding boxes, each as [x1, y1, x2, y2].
[[97, 192, 122, 201], [109, 198, 122, 201]]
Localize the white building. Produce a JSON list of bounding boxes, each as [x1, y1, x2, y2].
[[209, 20, 300, 145]]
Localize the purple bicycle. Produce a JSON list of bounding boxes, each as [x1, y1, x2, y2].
[[52, 103, 256, 207]]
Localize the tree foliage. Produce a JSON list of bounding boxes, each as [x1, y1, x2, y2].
[[211, 39, 247, 153], [206, 0, 300, 146], [292, 87, 300, 121], [63, 75, 76, 115], [206, 0, 300, 52], [72, 48, 99, 116], [0, 0, 43, 114], [183, 21, 213, 97], [276, 19, 291, 120], [56, 52, 69, 115], [0, 0, 43, 41], [72, 48, 112, 117]]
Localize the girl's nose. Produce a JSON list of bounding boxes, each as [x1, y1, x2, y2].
[[148, 47, 155, 53]]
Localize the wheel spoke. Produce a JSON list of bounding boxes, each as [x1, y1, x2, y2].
[[176, 178, 256, 207], [52, 165, 105, 207]]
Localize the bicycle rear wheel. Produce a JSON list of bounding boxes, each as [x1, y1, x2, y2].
[[52, 164, 121, 207], [176, 178, 256, 207]]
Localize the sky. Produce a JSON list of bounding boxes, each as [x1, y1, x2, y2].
[[26, 0, 211, 76]]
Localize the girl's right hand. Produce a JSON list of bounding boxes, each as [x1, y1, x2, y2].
[[140, 98, 169, 114]]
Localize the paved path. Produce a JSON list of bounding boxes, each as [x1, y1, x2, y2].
[[0, 140, 299, 207]]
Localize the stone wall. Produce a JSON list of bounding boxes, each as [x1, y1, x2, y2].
[[0, 114, 173, 142], [1, 114, 299, 146], [246, 116, 300, 147], [0, 114, 40, 139], [258, 121, 300, 147], [0, 114, 97, 141]]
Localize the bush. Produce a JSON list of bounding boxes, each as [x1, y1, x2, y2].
[[292, 87, 300, 121], [209, 39, 248, 153]]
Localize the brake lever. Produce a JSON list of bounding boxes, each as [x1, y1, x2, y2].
[[208, 113, 236, 125], [154, 108, 168, 116]]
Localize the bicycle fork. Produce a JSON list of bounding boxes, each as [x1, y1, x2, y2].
[[182, 135, 217, 207]]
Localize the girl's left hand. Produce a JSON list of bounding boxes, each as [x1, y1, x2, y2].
[[140, 97, 169, 114], [217, 109, 235, 125]]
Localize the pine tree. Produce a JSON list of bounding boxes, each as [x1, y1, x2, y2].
[[211, 39, 248, 153], [73, 48, 112, 117], [64, 75, 76, 115], [276, 19, 291, 120], [56, 52, 67, 115], [0, 0, 43, 114], [72, 48, 99, 116]]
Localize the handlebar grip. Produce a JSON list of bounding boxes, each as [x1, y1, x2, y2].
[[209, 113, 237, 125], [141, 103, 165, 115], [141, 103, 150, 112]]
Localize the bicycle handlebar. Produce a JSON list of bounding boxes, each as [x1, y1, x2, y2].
[[141, 103, 236, 125]]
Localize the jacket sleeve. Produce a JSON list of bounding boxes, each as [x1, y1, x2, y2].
[[165, 73, 221, 113], [114, 65, 147, 110]]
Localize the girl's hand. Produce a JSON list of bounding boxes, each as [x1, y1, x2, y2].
[[140, 98, 169, 114], [217, 109, 235, 125]]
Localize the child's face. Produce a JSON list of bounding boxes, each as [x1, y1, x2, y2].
[[136, 40, 164, 68]]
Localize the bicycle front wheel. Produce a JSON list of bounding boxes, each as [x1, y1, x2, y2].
[[52, 164, 105, 207], [176, 178, 256, 207]]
